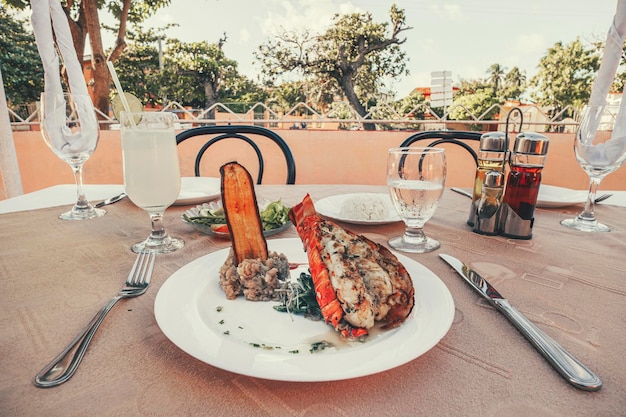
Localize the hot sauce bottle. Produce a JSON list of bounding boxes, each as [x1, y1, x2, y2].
[[467, 132, 507, 227], [500, 132, 549, 239]]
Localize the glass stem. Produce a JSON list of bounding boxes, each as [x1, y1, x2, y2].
[[403, 225, 428, 244], [149, 211, 168, 241], [72, 165, 89, 209], [578, 177, 601, 222]]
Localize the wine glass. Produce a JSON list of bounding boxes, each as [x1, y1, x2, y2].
[[561, 104, 626, 232], [40, 92, 106, 220], [120, 111, 184, 253], [387, 147, 447, 253]]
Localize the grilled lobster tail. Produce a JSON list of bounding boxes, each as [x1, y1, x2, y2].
[[289, 194, 414, 338]]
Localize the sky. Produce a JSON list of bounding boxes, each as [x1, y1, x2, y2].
[[96, 0, 618, 97]]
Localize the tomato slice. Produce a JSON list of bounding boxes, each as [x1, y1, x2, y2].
[[210, 224, 229, 234]]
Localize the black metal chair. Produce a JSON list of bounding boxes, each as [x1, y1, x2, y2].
[[399, 131, 482, 166], [176, 125, 296, 184]]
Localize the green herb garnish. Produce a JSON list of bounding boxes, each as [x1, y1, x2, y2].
[[310, 340, 334, 353], [259, 200, 290, 231], [273, 271, 322, 319]]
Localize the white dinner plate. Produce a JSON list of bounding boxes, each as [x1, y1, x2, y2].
[[315, 193, 402, 225], [154, 238, 455, 382], [174, 177, 221, 205], [537, 184, 588, 208]]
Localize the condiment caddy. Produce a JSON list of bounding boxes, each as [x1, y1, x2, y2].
[[467, 108, 550, 239]]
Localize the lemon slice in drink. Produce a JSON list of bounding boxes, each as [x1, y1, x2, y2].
[[112, 92, 143, 124]]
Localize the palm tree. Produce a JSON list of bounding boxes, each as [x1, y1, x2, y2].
[[505, 67, 527, 89], [486, 63, 507, 92]]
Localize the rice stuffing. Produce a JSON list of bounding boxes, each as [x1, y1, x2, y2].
[[219, 249, 290, 301], [339, 195, 389, 221]]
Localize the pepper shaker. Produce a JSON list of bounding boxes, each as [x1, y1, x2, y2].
[[500, 132, 549, 239]]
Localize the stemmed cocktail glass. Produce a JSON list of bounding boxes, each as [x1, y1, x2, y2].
[[387, 147, 446, 253], [40, 92, 106, 220], [120, 111, 184, 253], [561, 104, 626, 232]]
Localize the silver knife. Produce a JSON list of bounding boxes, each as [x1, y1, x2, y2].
[[95, 192, 127, 208], [439, 254, 602, 391]]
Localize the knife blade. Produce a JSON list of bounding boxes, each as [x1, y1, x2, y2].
[[95, 193, 127, 208], [439, 253, 602, 391]]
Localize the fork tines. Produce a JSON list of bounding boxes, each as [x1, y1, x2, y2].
[[128, 251, 156, 286]]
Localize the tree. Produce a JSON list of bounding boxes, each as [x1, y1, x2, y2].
[[112, 26, 164, 106], [531, 39, 600, 117], [256, 4, 411, 130], [501, 66, 527, 100], [3, 0, 171, 117], [0, 8, 44, 109], [113, 29, 263, 115], [486, 63, 506, 92], [449, 79, 499, 129], [161, 36, 240, 118], [266, 82, 307, 113]]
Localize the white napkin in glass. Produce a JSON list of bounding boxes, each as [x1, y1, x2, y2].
[[31, 0, 94, 152], [579, 0, 626, 165]]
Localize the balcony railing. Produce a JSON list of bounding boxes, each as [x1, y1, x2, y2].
[[7, 100, 585, 132]]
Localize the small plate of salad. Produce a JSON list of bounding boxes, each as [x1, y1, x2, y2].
[[181, 199, 291, 238]]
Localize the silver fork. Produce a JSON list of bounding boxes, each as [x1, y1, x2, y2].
[[33, 250, 156, 388]]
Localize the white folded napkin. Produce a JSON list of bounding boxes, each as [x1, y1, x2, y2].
[[31, 0, 95, 152], [31, 0, 88, 96], [579, 0, 626, 165]]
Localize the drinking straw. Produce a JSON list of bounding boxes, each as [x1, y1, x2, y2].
[[106, 60, 136, 127]]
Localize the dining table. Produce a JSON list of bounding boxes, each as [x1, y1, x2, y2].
[[1, 182, 625, 417]]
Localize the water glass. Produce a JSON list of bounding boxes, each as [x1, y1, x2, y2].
[[387, 147, 446, 253]]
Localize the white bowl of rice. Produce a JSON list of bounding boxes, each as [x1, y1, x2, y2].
[[315, 193, 401, 225]]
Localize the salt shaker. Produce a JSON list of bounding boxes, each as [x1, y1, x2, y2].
[[500, 132, 549, 239], [473, 171, 504, 235], [467, 132, 507, 227]]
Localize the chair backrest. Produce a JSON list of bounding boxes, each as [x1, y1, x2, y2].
[[176, 125, 296, 184], [399, 131, 482, 166]]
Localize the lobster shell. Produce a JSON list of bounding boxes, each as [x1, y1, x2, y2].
[[289, 194, 415, 338]]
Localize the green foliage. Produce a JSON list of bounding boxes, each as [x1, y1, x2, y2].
[[161, 39, 239, 108], [0, 8, 44, 107], [395, 91, 427, 118], [368, 91, 427, 130], [106, 0, 172, 24], [266, 82, 307, 112], [501, 67, 527, 100], [486, 63, 506, 92], [255, 4, 410, 124], [114, 28, 264, 109], [449, 79, 499, 124], [112, 28, 162, 105], [530, 39, 600, 116]]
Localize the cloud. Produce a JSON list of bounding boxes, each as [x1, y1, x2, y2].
[[515, 33, 547, 54], [259, 0, 360, 36], [239, 28, 251, 43], [429, 3, 465, 21]]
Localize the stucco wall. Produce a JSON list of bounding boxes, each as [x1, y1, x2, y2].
[[2, 128, 625, 200]]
